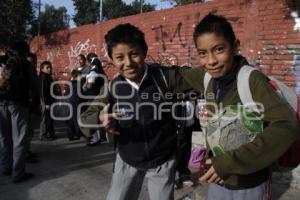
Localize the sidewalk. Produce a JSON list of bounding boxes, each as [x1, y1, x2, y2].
[[0, 123, 300, 200]]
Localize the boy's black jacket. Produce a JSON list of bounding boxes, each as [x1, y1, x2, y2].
[[39, 72, 54, 105]]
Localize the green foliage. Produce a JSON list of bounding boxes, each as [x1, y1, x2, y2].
[[72, 0, 155, 26], [72, 0, 98, 26], [103, 0, 155, 20], [31, 4, 70, 36], [0, 0, 34, 46], [124, 0, 155, 16], [102, 0, 128, 20]]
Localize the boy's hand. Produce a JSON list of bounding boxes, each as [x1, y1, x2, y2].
[[45, 105, 50, 110], [82, 82, 87, 89], [199, 159, 224, 185], [99, 104, 123, 135]]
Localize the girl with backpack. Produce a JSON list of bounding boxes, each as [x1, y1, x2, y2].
[[180, 14, 300, 200]]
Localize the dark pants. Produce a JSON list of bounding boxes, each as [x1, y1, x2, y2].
[[176, 125, 193, 178], [66, 102, 81, 139], [39, 109, 54, 138], [0, 100, 29, 179]]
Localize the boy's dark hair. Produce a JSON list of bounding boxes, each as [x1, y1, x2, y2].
[[11, 40, 30, 57], [193, 14, 236, 48], [27, 52, 37, 60], [71, 69, 81, 79], [0, 52, 22, 90], [104, 23, 148, 58], [40, 61, 52, 70]]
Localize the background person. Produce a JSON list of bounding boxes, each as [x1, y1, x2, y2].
[[0, 41, 36, 183], [39, 61, 55, 141]]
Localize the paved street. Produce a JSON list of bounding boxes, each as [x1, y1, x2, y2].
[[1, 121, 300, 200]]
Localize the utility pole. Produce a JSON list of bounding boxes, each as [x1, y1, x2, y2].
[[38, 0, 41, 35], [140, 0, 143, 13], [95, 0, 103, 22], [99, 0, 103, 22]]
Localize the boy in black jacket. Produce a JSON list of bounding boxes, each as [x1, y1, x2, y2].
[[39, 61, 55, 141], [80, 24, 190, 200]]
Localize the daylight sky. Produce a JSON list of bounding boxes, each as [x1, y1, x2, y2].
[[33, 0, 173, 27]]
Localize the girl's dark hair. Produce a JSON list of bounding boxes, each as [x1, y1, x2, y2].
[[86, 52, 98, 63], [104, 23, 148, 58], [193, 14, 236, 48], [40, 61, 52, 69], [78, 54, 86, 61]]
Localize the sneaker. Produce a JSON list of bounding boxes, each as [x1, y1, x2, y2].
[[86, 140, 101, 147], [12, 172, 34, 183], [182, 177, 194, 187]]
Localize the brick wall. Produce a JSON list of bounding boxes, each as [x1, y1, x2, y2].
[[29, 0, 300, 188], [30, 0, 300, 91]]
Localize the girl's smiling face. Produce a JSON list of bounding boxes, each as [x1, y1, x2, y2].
[[195, 32, 237, 79]]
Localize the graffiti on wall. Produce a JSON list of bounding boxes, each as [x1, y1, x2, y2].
[[150, 21, 199, 67], [46, 50, 63, 63], [66, 39, 97, 68], [291, 11, 300, 31], [67, 39, 97, 58], [146, 53, 178, 66], [152, 22, 188, 52]]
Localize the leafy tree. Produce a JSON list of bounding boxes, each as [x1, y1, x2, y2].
[[102, 0, 128, 20], [103, 0, 155, 19], [126, 0, 155, 15], [161, 0, 205, 6], [72, 0, 98, 26], [0, 0, 34, 47], [72, 0, 156, 25], [31, 4, 70, 36]]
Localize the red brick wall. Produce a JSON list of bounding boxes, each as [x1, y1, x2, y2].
[[30, 0, 300, 93]]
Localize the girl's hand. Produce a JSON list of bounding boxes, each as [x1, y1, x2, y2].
[[199, 159, 224, 185]]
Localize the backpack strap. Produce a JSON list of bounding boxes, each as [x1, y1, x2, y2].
[[203, 66, 258, 111], [203, 72, 212, 98], [237, 65, 259, 112], [149, 65, 169, 101]]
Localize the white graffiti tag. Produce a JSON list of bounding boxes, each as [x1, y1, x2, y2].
[[47, 50, 63, 62], [291, 11, 300, 31], [68, 39, 97, 58]]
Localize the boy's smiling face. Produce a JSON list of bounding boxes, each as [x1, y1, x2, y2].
[[111, 43, 146, 84], [195, 32, 236, 79]]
